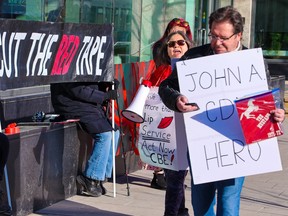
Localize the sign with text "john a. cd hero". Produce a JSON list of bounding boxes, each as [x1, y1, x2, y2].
[[176, 48, 282, 184]]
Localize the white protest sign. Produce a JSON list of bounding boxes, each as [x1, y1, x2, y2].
[[138, 87, 189, 171], [176, 48, 282, 184]]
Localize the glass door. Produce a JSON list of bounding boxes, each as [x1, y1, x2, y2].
[[254, 0, 288, 59], [193, 0, 234, 46], [194, 0, 211, 46]]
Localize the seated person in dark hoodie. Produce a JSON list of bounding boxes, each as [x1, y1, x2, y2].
[[50, 81, 119, 197], [0, 133, 11, 215], [0, 133, 9, 184]]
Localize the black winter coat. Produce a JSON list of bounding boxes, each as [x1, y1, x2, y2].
[[159, 43, 271, 112], [50, 82, 117, 134]]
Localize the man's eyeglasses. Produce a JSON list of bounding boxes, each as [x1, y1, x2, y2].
[[167, 40, 186, 47], [172, 18, 189, 27], [208, 32, 237, 42]]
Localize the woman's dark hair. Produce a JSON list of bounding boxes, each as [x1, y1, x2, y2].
[[157, 31, 193, 66], [209, 6, 244, 34]]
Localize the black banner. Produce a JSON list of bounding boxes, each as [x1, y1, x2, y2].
[[0, 19, 114, 90]]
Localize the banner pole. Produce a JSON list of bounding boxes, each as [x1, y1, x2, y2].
[[112, 82, 116, 198]]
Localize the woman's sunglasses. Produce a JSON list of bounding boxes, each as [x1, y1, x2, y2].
[[167, 40, 186, 47]]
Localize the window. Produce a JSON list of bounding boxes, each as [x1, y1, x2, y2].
[[255, 0, 288, 58], [0, 0, 26, 18]]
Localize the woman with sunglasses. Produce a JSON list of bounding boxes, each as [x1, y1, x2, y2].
[[148, 30, 193, 216], [152, 18, 192, 68], [146, 18, 193, 193]]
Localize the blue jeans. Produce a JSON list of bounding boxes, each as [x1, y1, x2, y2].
[[191, 176, 245, 216], [84, 130, 120, 181]]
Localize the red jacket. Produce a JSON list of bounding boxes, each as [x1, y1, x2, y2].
[[148, 64, 172, 87]]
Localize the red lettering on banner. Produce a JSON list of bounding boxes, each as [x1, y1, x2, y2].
[[51, 34, 80, 75]]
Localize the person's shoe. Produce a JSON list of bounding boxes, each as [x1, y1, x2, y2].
[[150, 173, 166, 190], [0, 190, 12, 216], [178, 208, 190, 216], [0, 207, 12, 216], [100, 181, 107, 195], [76, 175, 102, 197]]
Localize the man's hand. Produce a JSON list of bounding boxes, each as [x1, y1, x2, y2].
[[176, 95, 199, 112], [271, 108, 285, 122]]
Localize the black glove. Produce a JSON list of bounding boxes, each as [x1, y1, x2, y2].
[[105, 90, 118, 100], [113, 79, 120, 90]]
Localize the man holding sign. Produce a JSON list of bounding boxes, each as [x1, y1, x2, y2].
[[159, 6, 285, 216]]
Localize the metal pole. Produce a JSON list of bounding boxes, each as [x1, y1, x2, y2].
[[112, 82, 116, 198]]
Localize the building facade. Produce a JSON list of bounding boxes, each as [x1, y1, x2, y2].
[[0, 0, 287, 74]]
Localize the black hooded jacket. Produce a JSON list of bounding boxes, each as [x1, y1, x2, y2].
[[50, 82, 117, 134]]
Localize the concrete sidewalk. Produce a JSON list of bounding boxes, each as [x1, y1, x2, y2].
[[28, 118, 288, 216]]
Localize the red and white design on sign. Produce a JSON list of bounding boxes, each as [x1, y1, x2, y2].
[[235, 91, 283, 144]]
